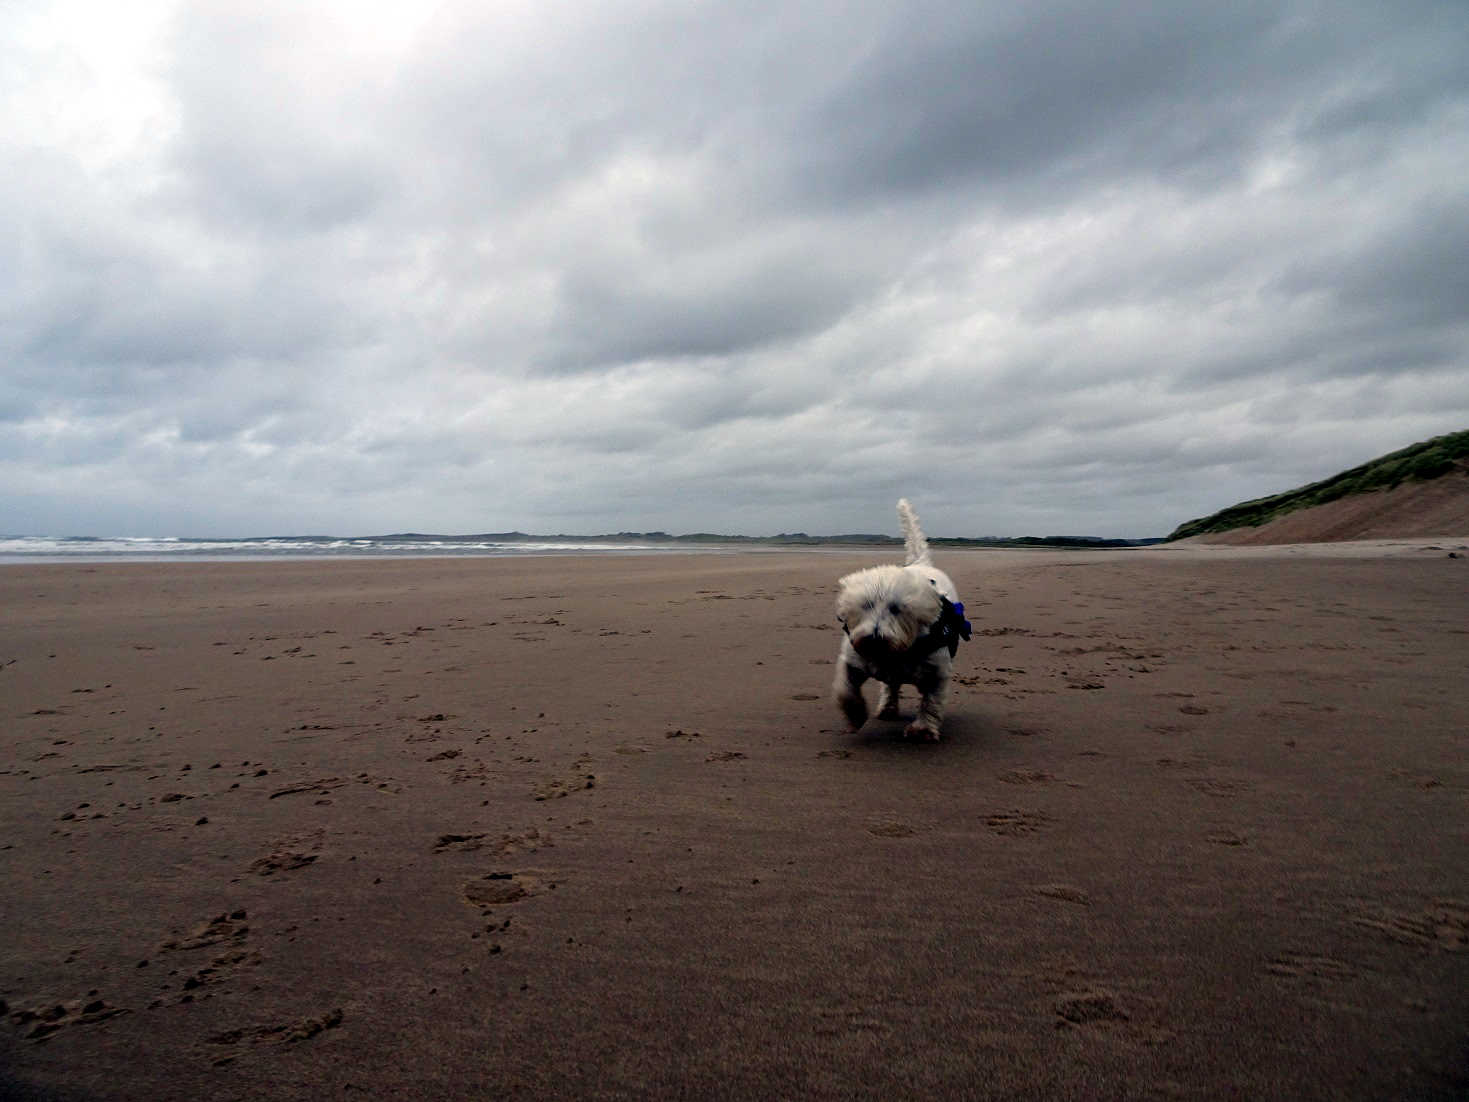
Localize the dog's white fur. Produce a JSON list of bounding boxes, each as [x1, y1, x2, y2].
[[832, 499, 962, 741]]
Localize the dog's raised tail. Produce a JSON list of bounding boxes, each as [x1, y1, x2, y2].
[[897, 498, 932, 566]]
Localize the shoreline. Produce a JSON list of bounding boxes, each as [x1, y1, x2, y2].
[[3, 530, 1464, 567]]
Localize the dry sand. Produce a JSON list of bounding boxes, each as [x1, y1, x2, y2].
[[2, 545, 1467, 1100]]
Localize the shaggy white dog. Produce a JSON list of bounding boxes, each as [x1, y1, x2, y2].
[[832, 499, 970, 740]]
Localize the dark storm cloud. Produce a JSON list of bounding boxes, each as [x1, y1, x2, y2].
[[791, 1, 1468, 207], [794, 2, 1278, 202]]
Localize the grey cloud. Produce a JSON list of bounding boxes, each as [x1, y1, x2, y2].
[[792, 2, 1288, 205], [547, 242, 874, 370], [799, 1, 1469, 211], [1306, 200, 1469, 332]]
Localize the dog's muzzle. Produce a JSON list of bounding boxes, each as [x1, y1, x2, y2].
[[851, 632, 892, 660]]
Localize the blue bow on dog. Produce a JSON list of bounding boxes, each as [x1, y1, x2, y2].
[[926, 597, 972, 658]]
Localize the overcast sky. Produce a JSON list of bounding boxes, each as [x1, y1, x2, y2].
[[4, 1, 1467, 538]]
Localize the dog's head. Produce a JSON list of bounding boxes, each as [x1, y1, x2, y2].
[[834, 565, 945, 661]]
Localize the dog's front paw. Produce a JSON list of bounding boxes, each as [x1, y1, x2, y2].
[[904, 720, 942, 742], [836, 692, 868, 732]]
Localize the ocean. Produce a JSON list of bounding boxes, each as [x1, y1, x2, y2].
[[0, 535, 732, 564]]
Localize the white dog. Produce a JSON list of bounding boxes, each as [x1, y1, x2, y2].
[[832, 499, 970, 741]]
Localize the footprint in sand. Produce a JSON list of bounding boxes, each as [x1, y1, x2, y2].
[[1265, 953, 1358, 981], [450, 761, 494, 785], [1388, 769, 1447, 791], [999, 769, 1055, 785], [1054, 990, 1129, 1026], [1185, 777, 1251, 798], [204, 1008, 344, 1066], [1206, 829, 1248, 846], [8, 996, 128, 1040], [162, 910, 249, 951], [1034, 884, 1091, 905], [268, 777, 347, 799], [147, 908, 262, 1005], [248, 852, 317, 876], [1352, 901, 1469, 952], [176, 947, 262, 1002], [434, 832, 489, 852], [247, 830, 324, 876], [462, 872, 543, 911], [532, 773, 597, 800], [986, 810, 1051, 836], [434, 828, 547, 856]]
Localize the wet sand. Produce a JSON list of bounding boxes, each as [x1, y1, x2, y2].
[[2, 545, 1467, 1099]]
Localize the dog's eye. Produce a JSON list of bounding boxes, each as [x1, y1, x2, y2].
[[888, 601, 901, 615]]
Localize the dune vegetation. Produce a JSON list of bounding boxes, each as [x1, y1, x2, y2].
[[1168, 429, 1469, 541]]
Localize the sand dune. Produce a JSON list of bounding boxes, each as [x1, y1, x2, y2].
[[1184, 469, 1469, 545]]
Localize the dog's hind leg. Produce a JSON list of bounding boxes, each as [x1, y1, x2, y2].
[[876, 682, 902, 719], [833, 661, 870, 732]]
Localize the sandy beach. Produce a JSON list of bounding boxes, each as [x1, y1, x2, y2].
[[3, 544, 1467, 1100]]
